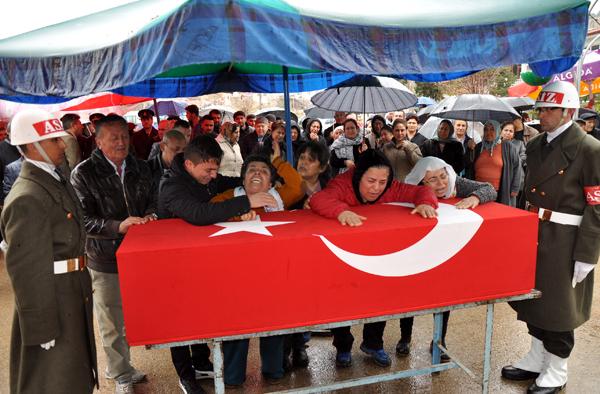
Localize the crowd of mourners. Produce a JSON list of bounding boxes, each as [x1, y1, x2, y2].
[[1, 99, 599, 394]]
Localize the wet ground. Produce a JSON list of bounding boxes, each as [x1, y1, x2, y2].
[[1, 256, 599, 393]]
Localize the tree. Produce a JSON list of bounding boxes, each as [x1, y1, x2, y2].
[[441, 67, 518, 96], [414, 82, 444, 101]]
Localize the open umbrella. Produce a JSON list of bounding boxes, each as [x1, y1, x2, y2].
[[500, 97, 535, 112], [310, 75, 417, 114], [143, 100, 187, 117], [430, 94, 521, 122], [417, 104, 435, 123], [199, 105, 235, 121], [417, 96, 437, 107], [256, 107, 299, 122], [304, 106, 336, 120], [418, 117, 482, 143]]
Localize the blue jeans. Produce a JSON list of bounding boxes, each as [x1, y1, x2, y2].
[[223, 336, 284, 385]]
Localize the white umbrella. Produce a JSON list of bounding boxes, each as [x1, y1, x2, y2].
[[418, 117, 482, 143], [430, 94, 521, 122], [500, 97, 535, 111], [310, 75, 417, 114]]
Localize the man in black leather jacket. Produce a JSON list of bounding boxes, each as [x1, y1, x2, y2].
[[71, 114, 156, 393]]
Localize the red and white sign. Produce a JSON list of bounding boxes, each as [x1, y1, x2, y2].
[[584, 185, 600, 205], [32, 119, 64, 136], [537, 91, 564, 105], [117, 201, 538, 346]]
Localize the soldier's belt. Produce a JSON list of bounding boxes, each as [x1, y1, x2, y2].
[[526, 203, 583, 227], [54, 256, 86, 274]]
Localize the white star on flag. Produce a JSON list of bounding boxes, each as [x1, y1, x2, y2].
[[209, 216, 294, 237]]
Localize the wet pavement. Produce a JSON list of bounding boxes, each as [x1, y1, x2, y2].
[[1, 256, 599, 393]]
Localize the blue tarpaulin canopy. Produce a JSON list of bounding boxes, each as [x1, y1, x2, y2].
[[0, 0, 590, 103]]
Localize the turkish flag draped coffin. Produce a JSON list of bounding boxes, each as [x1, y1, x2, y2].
[[117, 201, 538, 346]]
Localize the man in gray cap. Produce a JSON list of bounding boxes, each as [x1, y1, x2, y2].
[[578, 111, 600, 140]]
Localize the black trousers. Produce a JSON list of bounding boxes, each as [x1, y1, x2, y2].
[[527, 324, 574, 359], [331, 321, 386, 352], [400, 311, 450, 343], [170, 343, 211, 381]]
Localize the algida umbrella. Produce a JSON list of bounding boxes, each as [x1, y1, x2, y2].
[[430, 94, 521, 122]]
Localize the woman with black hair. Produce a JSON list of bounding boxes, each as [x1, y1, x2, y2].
[[329, 118, 369, 176], [302, 118, 326, 145], [290, 141, 331, 210], [310, 149, 438, 368]]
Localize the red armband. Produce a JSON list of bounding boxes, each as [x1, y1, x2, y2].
[[584, 185, 600, 205]]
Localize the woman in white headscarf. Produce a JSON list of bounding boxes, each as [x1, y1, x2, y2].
[[466, 120, 522, 207], [396, 156, 497, 360]]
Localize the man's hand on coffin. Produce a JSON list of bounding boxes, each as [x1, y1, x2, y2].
[[455, 195, 480, 209], [411, 204, 438, 218], [240, 210, 257, 221], [248, 192, 277, 209], [337, 210, 367, 227], [118, 216, 150, 234]]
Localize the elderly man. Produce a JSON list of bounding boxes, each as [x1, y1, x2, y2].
[[60, 113, 83, 170], [71, 114, 156, 394], [148, 119, 177, 160], [578, 111, 600, 140], [1, 109, 97, 393], [131, 109, 160, 160], [502, 81, 600, 394], [239, 115, 268, 159], [158, 135, 276, 394]]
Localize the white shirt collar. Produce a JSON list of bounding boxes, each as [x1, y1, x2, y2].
[[545, 120, 572, 143], [24, 158, 60, 181], [103, 154, 127, 182]]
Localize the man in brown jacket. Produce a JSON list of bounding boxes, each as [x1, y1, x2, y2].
[[1, 109, 97, 393], [502, 82, 600, 394]]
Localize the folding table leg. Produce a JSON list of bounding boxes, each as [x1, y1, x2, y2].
[[482, 304, 494, 394], [432, 312, 443, 364], [212, 340, 225, 394]]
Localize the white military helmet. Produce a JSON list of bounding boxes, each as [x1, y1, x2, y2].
[[9, 108, 69, 146], [535, 81, 580, 109]]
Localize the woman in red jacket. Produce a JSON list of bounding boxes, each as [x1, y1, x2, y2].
[[310, 149, 438, 368]]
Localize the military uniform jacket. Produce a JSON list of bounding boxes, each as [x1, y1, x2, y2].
[[512, 124, 600, 331], [0, 161, 97, 394]]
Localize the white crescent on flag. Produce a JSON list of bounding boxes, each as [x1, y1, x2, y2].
[[315, 202, 484, 277]]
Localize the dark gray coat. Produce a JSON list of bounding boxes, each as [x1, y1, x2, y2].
[[472, 140, 522, 206], [1, 161, 97, 393], [511, 124, 600, 331]]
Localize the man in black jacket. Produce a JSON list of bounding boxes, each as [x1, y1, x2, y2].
[[71, 114, 156, 394], [158, 135, 276, 394], [147, 129, 186, 196]]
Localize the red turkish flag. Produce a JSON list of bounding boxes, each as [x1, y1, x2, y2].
[[117, 202, 538, 346]]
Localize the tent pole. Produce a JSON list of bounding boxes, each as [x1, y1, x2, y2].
[[283, 66, 294, 164]]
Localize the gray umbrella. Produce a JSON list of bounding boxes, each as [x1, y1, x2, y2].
[[304, 106, 336, 119], [417, 104, 435, 123], [430, 94, 521, 122], [500, 97, 535, 111], [256, 107, 299, 122], [310, 75, 417, 113]]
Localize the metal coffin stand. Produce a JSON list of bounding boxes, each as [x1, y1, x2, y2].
[[150, 290, 540, 394]]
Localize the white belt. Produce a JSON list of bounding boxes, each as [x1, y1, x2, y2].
[[526, 203, 583, 227], [54, 257, 85, 274]]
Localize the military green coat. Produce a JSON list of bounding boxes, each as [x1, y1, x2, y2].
[[1, 161, 97, 394], [512, 124, 600, 331]]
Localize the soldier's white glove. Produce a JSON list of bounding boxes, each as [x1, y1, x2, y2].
[[572, 261, 595, 288], [40, 339, 55, 350]]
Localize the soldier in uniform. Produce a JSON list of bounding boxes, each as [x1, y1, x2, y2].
[[0, 109, 97, 394], [502, 81, 600, 394]]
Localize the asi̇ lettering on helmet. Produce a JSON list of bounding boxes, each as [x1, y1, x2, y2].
[[9, 109, 69, 146], [535, 81, 580, 109]]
